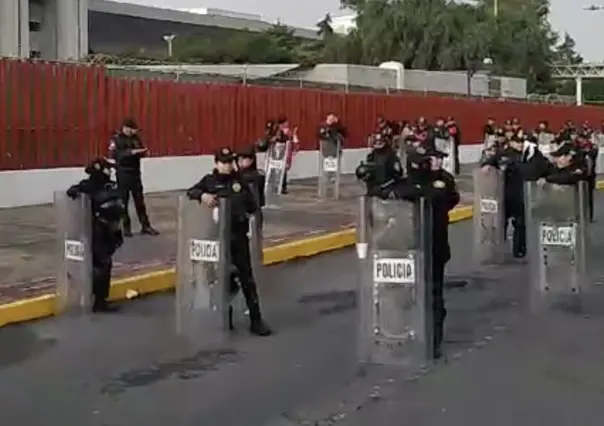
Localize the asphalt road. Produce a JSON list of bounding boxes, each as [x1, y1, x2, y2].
[[1, 194, 604, 426]]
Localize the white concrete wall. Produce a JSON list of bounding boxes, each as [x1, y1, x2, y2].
[[0, 0, 29, 57], [0, 145, 483, 208]]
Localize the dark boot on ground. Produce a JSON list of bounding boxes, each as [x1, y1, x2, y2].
[[141, 225, 159, 235], [123, 226, 133, 237], [92, 300, 120, 313], [250, 318, 272, 336]]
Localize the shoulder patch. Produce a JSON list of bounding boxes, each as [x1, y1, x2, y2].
[[433, 180, 445, 188], [232, 182, 241, 192]]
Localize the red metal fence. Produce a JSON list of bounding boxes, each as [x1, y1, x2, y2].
[[1, 58, 603, 171]]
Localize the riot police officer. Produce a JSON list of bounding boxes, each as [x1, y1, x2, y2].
[[546, 143, 588, 185], [356, 133, 403, 196], [108, 118, 159, 237], [66, 157, 125, 312], [388, 147, 459, 359], [186, 147, 272, 336], [238, 146, 266, 226]]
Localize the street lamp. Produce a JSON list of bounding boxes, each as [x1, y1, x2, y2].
[[162, 34, 176, 57]]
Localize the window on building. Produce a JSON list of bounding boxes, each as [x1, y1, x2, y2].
[[30, 51, 41, 59]]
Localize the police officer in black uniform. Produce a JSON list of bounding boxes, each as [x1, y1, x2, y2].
[[483, 134, 551, 258], [186, 147, 272, 336], [66, 158, 125, 312], [238, 146, 266, 226], [356, 133, 403, 196], [384, 147, 459, 359], [108, 119, 159, 237], [546, 143, 588, 185]]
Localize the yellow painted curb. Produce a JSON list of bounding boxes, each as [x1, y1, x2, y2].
[[0, 205, 471, 327], [0, 179, 599, 328]]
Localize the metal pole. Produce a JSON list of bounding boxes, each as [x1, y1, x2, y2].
[[494, 0, 498, 17]]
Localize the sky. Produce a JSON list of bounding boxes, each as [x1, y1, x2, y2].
[[115, 0, 604, 62]]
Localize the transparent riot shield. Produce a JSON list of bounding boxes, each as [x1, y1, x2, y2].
[[247, 182, 265, 287], [537, 132, 555, 157], [357, 196, 433, 366], [318, 139, 342, 199], [175, 196, 231, 342], [264, 141, 290, 208], [524, 181, 589, 311], [435, 137, 454, 175], [473, 167, 505, 264], [54, 191, 93, 314]]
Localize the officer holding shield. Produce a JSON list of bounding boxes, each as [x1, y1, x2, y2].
[[360, 147, 459, 359], [186, 147, 272, 336], [66, 158, 125, 312]]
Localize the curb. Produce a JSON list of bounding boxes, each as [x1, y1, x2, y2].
[[0, 182, 592, 327]]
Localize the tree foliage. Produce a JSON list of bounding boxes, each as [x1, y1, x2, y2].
[[161, 0, 586, 93]]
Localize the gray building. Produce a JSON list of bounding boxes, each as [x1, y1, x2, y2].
[[0, 0, 318, 61]]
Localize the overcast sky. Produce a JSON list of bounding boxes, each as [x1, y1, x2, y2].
[[117, 0, 604, 61]]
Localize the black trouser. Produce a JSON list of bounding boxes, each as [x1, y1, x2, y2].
[[281, 170, 288, 193], [229, 235, 263, 322], [117, 172, 150, 230], [92, 253, 112, 306], [453, 142, 460, 175], [432, 259, 447, 351], [588, 175, 596, 222]]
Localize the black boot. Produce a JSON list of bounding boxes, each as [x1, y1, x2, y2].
[[141, 224, 160, 236], [92, 300, 120, 313], [250, 318, 272, 336], [123, 226, 133, 238]]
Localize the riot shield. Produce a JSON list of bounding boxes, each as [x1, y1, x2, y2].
[[264, 141, 290, 208], [54, 191, 93, 314], [357, 196, 433, 366], [537, 132, 555, 157], [472, 167, 505, 264], [434, 137, 454, 175], [318, 139, 342, 199], [524, 181, 589, 311], [247, 182, 264, 287], [175, 196, 231, 341]]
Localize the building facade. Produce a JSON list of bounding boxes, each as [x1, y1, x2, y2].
[[0, 0, 318, 61]]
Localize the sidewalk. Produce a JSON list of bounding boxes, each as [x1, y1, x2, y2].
[[0, 171, 475, 305]]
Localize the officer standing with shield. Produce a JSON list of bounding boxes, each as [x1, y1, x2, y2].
[[187, 147, 272, 336], [66, 158, 125, 313], [356, 146, 459, 359]]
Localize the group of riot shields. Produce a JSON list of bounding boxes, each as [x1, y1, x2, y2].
[[356, 162, 593, 367], [54, 182, 264, 343], [263, 138, 343, 208], [473, 167, 590, 312], [54, 136, 343, 338]]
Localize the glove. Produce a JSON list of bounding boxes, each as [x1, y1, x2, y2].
[[66, 187, 80, 199]]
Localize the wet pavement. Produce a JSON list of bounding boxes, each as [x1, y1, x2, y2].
[[0, 170, 476, 304], [1, 192, 603, 426]]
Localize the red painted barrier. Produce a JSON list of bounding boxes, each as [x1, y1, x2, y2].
[[1, 58, 603, 171]]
